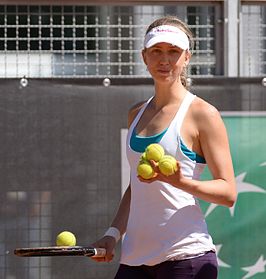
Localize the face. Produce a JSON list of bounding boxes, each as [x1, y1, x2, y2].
[[142, 42, 190, 84]]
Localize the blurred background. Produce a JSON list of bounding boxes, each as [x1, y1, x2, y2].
[[0, 0, 265, 278]]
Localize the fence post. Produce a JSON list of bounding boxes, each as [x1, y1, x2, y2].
[[224, 0, 240, 76]]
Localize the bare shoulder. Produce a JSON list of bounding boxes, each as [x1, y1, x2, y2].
[[128, 100, 146, 128], [191, 96, 222, 129]]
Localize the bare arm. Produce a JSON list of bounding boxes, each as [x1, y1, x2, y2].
[[91, 185, 131, 262], [110, 185, 131, 235], [109, 101, 146, 234], [91, 102, 143, 262], [143, 102, 237, 207], [192, 104, 237, 206]]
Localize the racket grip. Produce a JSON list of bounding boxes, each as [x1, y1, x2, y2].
[[93, 248, 106, 257]]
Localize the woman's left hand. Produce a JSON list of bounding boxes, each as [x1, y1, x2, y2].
[[138, 159, 185, 186]]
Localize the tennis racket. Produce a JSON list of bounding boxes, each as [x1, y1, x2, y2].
[[14, 246, 106, 257]]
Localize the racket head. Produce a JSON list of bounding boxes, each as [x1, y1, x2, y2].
[[14, 246, 106, 257]]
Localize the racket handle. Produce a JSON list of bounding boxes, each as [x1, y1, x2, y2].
[[93, 248, 106, 257]]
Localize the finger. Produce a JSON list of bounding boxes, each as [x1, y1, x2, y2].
[[149, 160, 159, 171], [137, 176, 153, 183], [91, 253, 113, 262], [90, 256, 106, 262], [105, 254, 114, 262], [138, 175, 157, 184]]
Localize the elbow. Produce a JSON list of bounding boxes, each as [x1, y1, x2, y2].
[[221, 179, 238, 208], [224, 191, 238, 208]]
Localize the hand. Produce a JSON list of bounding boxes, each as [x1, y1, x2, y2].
[[90, 236, 116, 263], [138, 159, 184, 187]]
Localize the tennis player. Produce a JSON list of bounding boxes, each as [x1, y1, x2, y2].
[[91, 16, 237, 279]]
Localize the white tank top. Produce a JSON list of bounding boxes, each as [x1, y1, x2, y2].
[[121, 92, 216, 266]]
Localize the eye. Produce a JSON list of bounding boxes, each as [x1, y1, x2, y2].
[[169, 48, 181, 54], [150, 48, 161, 54]]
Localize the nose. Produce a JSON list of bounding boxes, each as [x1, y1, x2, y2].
[[159, 53, 170, 65]]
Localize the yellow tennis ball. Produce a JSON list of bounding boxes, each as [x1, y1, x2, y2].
[[145, 144, 165, 162], [56, 231, 76, 246], [137, 160, 155, 179], [158, 155, 179, 176], [140, 152, 147, 162]]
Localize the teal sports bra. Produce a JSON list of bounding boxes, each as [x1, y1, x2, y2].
[[130, 127, 206, 164]]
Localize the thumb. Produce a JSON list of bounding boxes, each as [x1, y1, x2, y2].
[[103, 237, 116, 262], [149, 160, 159, 172]]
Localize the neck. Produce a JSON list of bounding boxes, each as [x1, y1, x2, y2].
[[152, 79, 187, 108]]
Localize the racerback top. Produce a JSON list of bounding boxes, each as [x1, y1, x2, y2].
[[121, 91, 216, 266]]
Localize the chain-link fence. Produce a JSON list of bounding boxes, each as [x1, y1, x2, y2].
[[241, 4, 266, 76], [0, 4, 219, 78]]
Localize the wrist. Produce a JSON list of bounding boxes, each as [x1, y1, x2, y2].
[[103, 227, 121, 243]]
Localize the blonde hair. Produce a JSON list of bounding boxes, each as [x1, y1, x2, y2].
[[145, 16, 194, 89]]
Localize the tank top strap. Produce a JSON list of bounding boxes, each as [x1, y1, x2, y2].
[[173, 91, 196, 134], [128, 96, 153, 133]]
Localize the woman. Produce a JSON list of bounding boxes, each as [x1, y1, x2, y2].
[[92, 16, 237, 279]]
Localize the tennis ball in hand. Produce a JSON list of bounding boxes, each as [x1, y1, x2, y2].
[[145, 144, 165, 162], [158, 155, 179, 176], [140, 152, 147, 162], [56, 231, 76, 246], [137, 160, 155, 179]]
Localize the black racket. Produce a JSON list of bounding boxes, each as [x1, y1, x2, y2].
[[14, 246, 106, 257]]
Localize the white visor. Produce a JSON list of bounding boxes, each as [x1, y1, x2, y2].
[[144, 25, 189, 50]]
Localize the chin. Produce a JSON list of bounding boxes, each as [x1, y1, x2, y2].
[[154, 75, 175, 83]]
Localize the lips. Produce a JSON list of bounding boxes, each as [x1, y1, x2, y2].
[[157, 69, 171, 74]]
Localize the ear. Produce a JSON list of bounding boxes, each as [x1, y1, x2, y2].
[[184, 50, 191, 67], [142, 49, 147, 65]]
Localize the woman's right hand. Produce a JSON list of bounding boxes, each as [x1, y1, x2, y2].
[[90, 236, 116, 262]]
